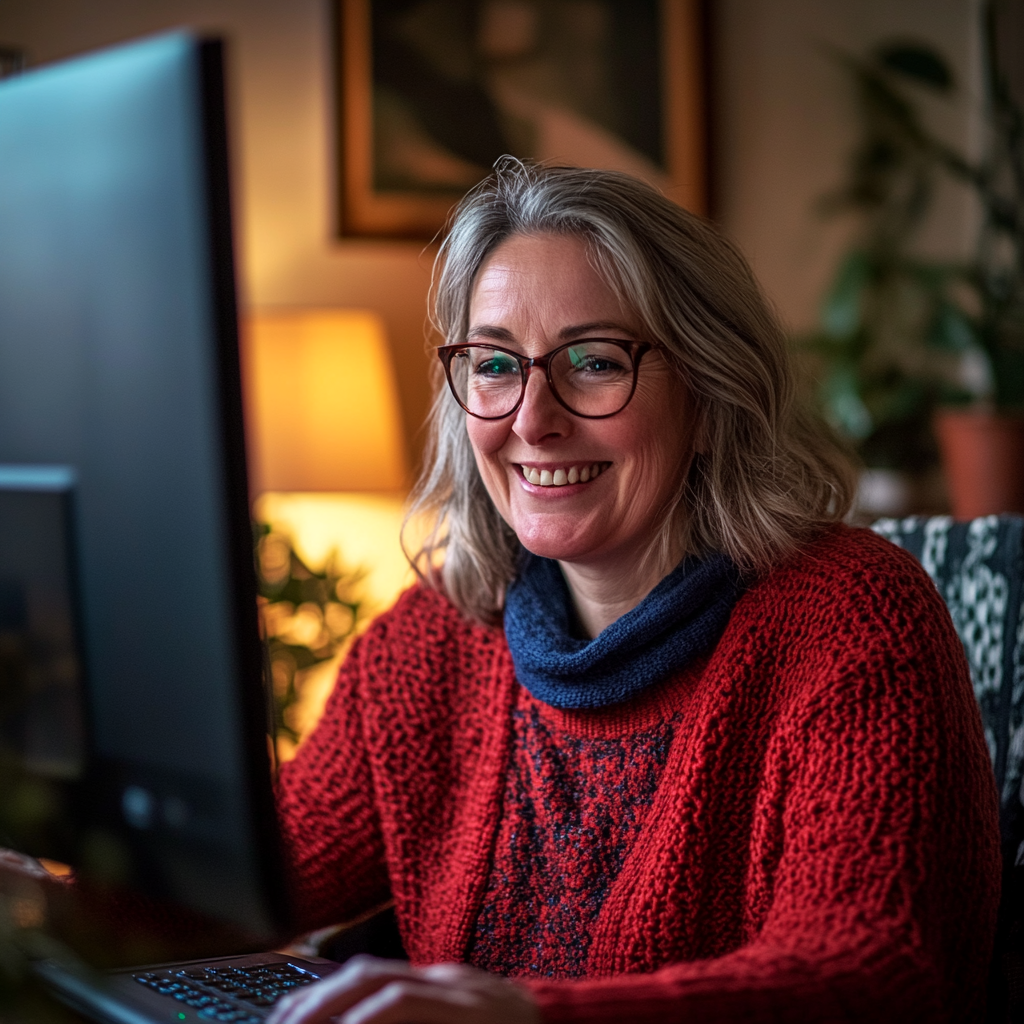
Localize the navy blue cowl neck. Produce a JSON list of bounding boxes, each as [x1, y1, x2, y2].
[[503, 552, 743, 710]]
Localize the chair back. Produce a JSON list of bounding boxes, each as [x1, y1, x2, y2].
[[873, 515, 1024, 1021]]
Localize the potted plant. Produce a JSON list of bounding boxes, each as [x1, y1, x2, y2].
[[801, 4, 1024, 518], [930, 2, 1024, 518]]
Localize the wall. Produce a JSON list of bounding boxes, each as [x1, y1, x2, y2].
[[713, 0, 981, 334], [0, 0, 984, 452]]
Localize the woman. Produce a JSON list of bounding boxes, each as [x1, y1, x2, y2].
[[271, 162, 1000, 1024]]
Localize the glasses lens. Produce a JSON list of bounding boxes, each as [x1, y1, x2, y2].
[[549, 341, 636, 416], [448, 347, 524, 417]]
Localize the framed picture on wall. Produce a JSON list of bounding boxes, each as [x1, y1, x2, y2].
[[335, 0, 707, 238]]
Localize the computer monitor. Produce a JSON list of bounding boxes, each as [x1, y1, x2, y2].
[[0, 32, 288, 941]]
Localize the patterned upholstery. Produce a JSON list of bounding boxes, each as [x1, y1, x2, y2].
[[872, 516, 1024, 814], [873, 515, 1024, 1020]]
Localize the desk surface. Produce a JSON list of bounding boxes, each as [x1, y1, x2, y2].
[[7, 987, 89, 1024]]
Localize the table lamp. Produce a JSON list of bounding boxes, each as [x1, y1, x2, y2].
[[242, 308, 409, 495], [241, 308, 419, 752], [241, 307, 419, 616]]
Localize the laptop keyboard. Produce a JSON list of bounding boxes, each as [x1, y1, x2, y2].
[[133, 962, 320, 1021]]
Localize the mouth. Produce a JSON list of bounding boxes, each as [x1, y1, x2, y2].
[[517, 462, 609, 487]]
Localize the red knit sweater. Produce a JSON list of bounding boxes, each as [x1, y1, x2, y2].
[[276, 526, 1001, 1023]]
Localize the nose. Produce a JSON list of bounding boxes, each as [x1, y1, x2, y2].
[[511, 364, 572, 446]]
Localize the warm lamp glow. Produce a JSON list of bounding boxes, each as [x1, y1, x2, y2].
[[254, 490, 430, 757], [252, 491, 423, 614], [242, 309, 409, 493]]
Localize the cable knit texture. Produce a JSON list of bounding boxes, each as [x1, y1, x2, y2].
[[503, 551, 742, 709], [275, 526, 1001, 1023], [469, 693, 680, 977]]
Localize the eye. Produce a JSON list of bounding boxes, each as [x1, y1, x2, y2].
[[566, 343, 630, 374], [472, 351, 520, 376]]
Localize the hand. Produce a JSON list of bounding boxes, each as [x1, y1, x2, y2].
[[268, 956, 541, 1024], [0, 847, 67, 931], [0, 847, 60, 883]]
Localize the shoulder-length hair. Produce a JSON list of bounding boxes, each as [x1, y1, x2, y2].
[[404, 160, 856, 625]]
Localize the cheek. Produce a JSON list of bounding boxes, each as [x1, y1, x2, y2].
[[615, 403, 694, 510], [465, 416, 510, 462], [637, 379, 694, 466], [466, 418, 514, 514], [623, 388, 689, 461]]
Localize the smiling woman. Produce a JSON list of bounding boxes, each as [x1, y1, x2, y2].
[[453, 233, 694, 636], [272, 162, 1001, 1024], [409, 161, 855, 628]]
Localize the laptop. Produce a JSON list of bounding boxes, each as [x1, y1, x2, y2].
[[34, 953, 341, 1024]]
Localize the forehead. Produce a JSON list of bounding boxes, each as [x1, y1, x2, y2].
[[468, 233, 631, 326]]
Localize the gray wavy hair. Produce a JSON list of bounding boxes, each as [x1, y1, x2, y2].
[[404, 160, 856, 624]]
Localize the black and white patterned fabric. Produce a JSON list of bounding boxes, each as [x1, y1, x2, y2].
[[872, 515, 1024, 813], [873, 515, 1024, 1020]]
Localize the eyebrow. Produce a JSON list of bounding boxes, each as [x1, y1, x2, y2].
[[559, 320, 636, 340], [465, 321, 637, 344], [465, 325, 515, 343]]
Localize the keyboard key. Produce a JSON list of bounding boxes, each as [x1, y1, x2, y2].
[[143, 959, 320, 1019]]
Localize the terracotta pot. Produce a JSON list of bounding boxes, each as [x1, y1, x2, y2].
[[934, 408, 1024, 519]]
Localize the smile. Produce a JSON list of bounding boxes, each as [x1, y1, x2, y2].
[[519, 463, 607, 487]]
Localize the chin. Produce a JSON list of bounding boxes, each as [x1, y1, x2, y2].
[[511, 520, 600, 563]]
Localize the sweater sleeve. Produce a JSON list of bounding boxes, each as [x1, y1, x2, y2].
[[525, 554, 1001, 1023], [275, 632, 391, 932]]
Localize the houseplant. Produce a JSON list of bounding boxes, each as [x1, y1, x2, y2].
[[802, 3, 1024, 516], [930, 2, 1024, 517], [254, 525, 364, 758]]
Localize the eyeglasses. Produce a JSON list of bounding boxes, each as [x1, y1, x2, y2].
[[437, 339, 653, 420]]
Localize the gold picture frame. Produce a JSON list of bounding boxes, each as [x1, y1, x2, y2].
[[335, 0, 707, 239]]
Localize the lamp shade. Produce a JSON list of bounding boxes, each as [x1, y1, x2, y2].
[[242, 309, 409, 493]]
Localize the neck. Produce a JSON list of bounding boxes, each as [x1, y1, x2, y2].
[[559, 545, 682, 638]]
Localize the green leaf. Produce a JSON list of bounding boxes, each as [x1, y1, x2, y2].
[[929, 302, 977, 351], [992, 347, 1024, 409], [822, 252, 871, 339], [867, 378, 927, 422], [822, 366, 873, 439], [876, 43, 954, 91], [253, 522, 368, 746]]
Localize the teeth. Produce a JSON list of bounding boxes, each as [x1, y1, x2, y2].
[[523, 464, 604, 487]]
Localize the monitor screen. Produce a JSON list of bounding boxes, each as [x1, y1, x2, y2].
[[0, 32, 288, 940], [0, 467, 86, 784]]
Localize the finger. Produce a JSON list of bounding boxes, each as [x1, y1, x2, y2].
[[341, 980, 479, 1024], [419, 962, 535, 1001], [0, 849, 51, 881], [418, 963, 490, 986], [268, 956, 419, 1024], [416, 964, 541, 1024]]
